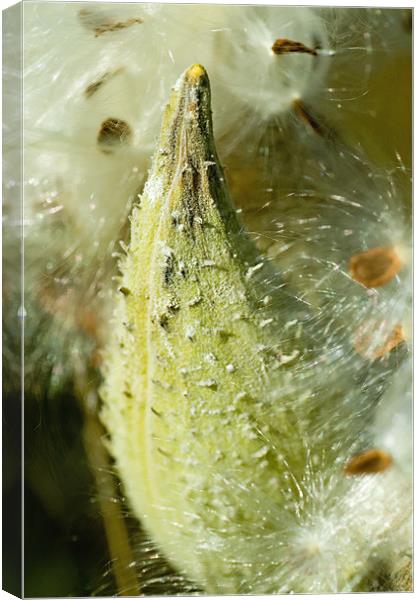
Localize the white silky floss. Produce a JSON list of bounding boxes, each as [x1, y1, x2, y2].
[[23, 2, 330, 242]]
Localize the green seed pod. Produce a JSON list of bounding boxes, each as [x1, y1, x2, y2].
[[100, 64, 308, 591], [100, 65, 409, 594]]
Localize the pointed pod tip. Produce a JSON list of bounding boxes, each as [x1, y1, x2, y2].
[[158, 64, 213, 173], [184, 63, 208, 84]]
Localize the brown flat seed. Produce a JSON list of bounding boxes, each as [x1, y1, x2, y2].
[[349, 246, 402, 287], [79, 10, 143, 37], [97, 118, 132, 151], [94, 18, 143, 37], [354, 322, 405, 360], [272, 38, 317, 56], [344, 448, 393, 475]]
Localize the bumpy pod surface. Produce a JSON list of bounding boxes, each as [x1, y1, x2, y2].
[[101, 65, 411, 594], [100, 64, 308, 591]]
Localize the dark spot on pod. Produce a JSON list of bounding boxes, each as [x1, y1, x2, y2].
[[218, 329, 234, 342], [167, 301, 180, 313], [158, 313, 169, 330], [123, 321, 134, 332], [163, 254, 175, 286], [171, 213, 180, 227], [272, 38, 318, 56], [157, 447, 171, 457], [119, 286, 131, 296], [344, 448, 393, 475], [97, 118, 132, 153]]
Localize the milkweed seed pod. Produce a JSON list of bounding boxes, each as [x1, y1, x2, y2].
[[100, 65, 412, 594]]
